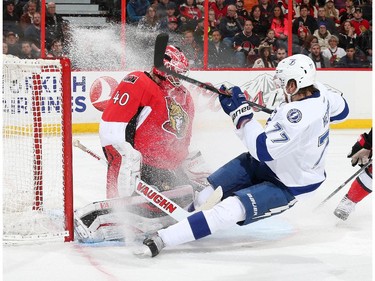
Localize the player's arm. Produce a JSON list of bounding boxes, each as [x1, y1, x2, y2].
[[320, 84, 349, 123], [348, 128, 372, 166]]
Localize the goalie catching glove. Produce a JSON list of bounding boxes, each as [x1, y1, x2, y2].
[[219, 85, 253, 129]]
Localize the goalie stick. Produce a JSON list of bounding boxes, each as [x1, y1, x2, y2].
[[315, 159, 372, 210], [154, 33, 274, 114], [73, 140, 223, 221]]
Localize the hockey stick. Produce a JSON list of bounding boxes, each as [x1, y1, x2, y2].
[[73, 139, 223, 218], [315, 159, 372, 210], [154, 33, 274, 114]]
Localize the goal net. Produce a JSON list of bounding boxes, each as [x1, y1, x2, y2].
[[2, 55, 74, 244]]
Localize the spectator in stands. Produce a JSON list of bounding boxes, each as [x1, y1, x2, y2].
[[252, 43, 275, 68], [127, 0, 150, 24], [235, 0, 250, 20], [339, 0, 355, 24], [179, 0, 202, 22], [3, 1, 22, 37], [19, 0, 38, 31], [317, 6, 338, 35], [292, 4, 319, 35], [269, 5, 288, 48], [233, 19, 261, 67], [19, 40, 38, 59], [313, 22, 332, 50], [296, 25, 311, 47], [45, 2, 64, 50], [309, 43, 330, 67], [301, 0, 318, 18], [137, 6, 161, 32], [338, 19, 358, 49], [208, 29, 234, 68], [47, 38, 65, 58], [181, 30, 203, 68], [258, 0, 274, 21], [156, 0, 169, 20], [5, 31, 21, 57], [324, 0, 340, 26], [335, 0, 347, 10], [322, 34, 346, 66], [335, 43, 369, 67], [24, 11, 41, 56], [272, 46, 288, 66], [165, 16, 183, 45], [209, 0, 228, 23], [218, 4, 244, 48], [243, 0, 259, 14], [300, 34, 319, 55], [350, 7, 369, 36], [358, 20, 372, 64], [208, 8, 219, 36], [3, 42, 9, 55], [193, 18, 205, 47], [249, 5, 269, 41], [160, 2, 179, 29], [261, 29, 278, 56]]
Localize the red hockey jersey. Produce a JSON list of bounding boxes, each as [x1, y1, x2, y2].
[[101, 71, 194, 170]]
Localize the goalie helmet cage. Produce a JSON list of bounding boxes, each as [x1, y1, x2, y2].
[[2, 55, 74, 244]]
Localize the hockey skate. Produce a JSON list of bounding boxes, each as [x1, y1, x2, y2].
[[134, 233, 165, 257], [334, 196, 356, 220]]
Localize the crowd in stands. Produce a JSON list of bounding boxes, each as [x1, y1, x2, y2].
[[3, 0, 68, 59], [127, 0, 372, 68], [3, 0, 372, 68]]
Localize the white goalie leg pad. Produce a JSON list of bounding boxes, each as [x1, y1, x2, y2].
[[112, 142, 142, 197], [74, 212, 125, 243]]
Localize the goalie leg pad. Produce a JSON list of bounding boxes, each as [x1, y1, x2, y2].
[[104, 142, 142, 198], [74, 212, 125, 243]]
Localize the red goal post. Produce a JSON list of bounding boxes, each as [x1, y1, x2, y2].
[[2, 55, 74, 244]]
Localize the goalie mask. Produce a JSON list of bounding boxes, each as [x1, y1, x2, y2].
[[153, 45, 189, 87], [274, 54, 316, 103]]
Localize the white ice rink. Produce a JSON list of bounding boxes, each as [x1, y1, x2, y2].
[[3, 125, 373, 281]]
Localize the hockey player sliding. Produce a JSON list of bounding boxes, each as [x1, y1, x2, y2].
[[74, 45, 210, 242], [334, 128, 372, 220], [137, 54, 350, 257]]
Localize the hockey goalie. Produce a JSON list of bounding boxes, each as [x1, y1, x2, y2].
[[74, 45, 211, 243]]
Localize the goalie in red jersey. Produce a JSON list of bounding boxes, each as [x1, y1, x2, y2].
[[99, 45, 209, 199], [74, 45, 211, 243]]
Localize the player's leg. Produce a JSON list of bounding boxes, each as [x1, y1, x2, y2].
[[334, 165, 372, 220], [140, 181, 297, 257], [189, 152, 258, 211]]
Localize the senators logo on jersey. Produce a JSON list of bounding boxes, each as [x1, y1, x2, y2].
[[162, 96, 189, 139]]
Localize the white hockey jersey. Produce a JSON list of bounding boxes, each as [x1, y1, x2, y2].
[[236, 82, 349, 194]]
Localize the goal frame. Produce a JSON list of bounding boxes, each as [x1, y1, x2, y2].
[[2, 56, 74, 243]]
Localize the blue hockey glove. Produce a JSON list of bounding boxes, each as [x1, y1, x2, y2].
[[219, 86, 253, 129]]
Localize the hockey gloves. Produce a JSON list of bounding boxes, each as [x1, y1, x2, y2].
[[348, 131, 372, 166], [219, 85, 253, 129]]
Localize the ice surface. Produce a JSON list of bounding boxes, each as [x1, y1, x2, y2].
[[3, 127, 372, 281]]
